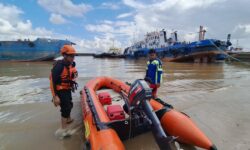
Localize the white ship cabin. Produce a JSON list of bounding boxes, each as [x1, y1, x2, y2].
[[127, 29, 178, 53]]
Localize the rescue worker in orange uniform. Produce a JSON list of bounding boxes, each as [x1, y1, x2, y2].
[[49, 45, 78, 137]]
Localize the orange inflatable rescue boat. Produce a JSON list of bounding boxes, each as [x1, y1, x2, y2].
[[81, 76, 217, 150]]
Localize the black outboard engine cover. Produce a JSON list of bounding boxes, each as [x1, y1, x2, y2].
[[128, 79, 174, 150], [128, 79, 152, 107]]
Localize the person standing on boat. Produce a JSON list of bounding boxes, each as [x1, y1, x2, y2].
[[49, 45, 78, 137], [145, 49, 163, 98]]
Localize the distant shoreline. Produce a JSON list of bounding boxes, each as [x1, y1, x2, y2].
[[75, 53, 94, 56]]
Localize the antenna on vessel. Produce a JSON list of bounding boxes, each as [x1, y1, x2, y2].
[[111, 38, 115, 48], [132, 22, 136, 44]]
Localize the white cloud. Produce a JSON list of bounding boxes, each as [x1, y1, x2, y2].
[[0, 3, 53, 40], [85, 20, 135, 36], [0, 18, 14, 34], [101, 2, 120, 10], [2, 0, 250, 52], [38, 0, 92, 17], [115, 21, 131, 27], [49, 13, 67, 24], [85, 24, 114, 33], [59, 33, 123, 53], [0, 2, 115, 53], [119, 0, 250, 48], [102, 20, 113, 25], [234, 24, 250, 34], [117, 12, 134, 19], [182, 32, 197, 42], [0, 3, 23, 24], [82, 0, 250, 50], [42, 0, 250, 51], [84, 20, 138, 51], [123, 0, 224, 10], [161, 0, 224, 10], [231, 24, 250, 48], [16, 20, 32, 32], [178, 0, 206, 9], [76, 37, 122, 53], [122, 0, 146, 9]]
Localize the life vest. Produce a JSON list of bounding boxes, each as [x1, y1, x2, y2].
[[50, 60, 78, 96]]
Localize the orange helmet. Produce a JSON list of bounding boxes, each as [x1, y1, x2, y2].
[[60, 45, 76, 55]]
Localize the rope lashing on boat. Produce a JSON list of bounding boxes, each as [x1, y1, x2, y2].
[[209, 39, 250, 66], [205, 33, 250, 66]]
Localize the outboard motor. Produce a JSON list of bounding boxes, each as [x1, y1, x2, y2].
[[128, 79, 152, 107], [128, 79, 174, 150]]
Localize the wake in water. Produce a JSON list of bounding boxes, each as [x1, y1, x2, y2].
[[0, 76, 51, 105]]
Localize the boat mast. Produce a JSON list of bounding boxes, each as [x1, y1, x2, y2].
[[112, 38, 114, 48], [199, 26, 206, 41]]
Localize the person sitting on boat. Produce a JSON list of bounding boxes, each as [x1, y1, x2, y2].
[[49, 45, 78, 137], [145, 49, 163, 98]]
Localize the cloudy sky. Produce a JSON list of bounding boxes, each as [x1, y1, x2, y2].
[[0, 0, 250, 52]]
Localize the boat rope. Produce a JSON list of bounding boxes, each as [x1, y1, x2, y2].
[[206, 34, 250, 66], [208, 39, 250, 65]]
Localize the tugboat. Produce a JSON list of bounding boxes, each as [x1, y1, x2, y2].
[[226, 40, 250, 62], [81, 77, 217, 150], [93, 40, 125, 58], [123, 26, 231, 63], [93, 47, 125, 58]]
